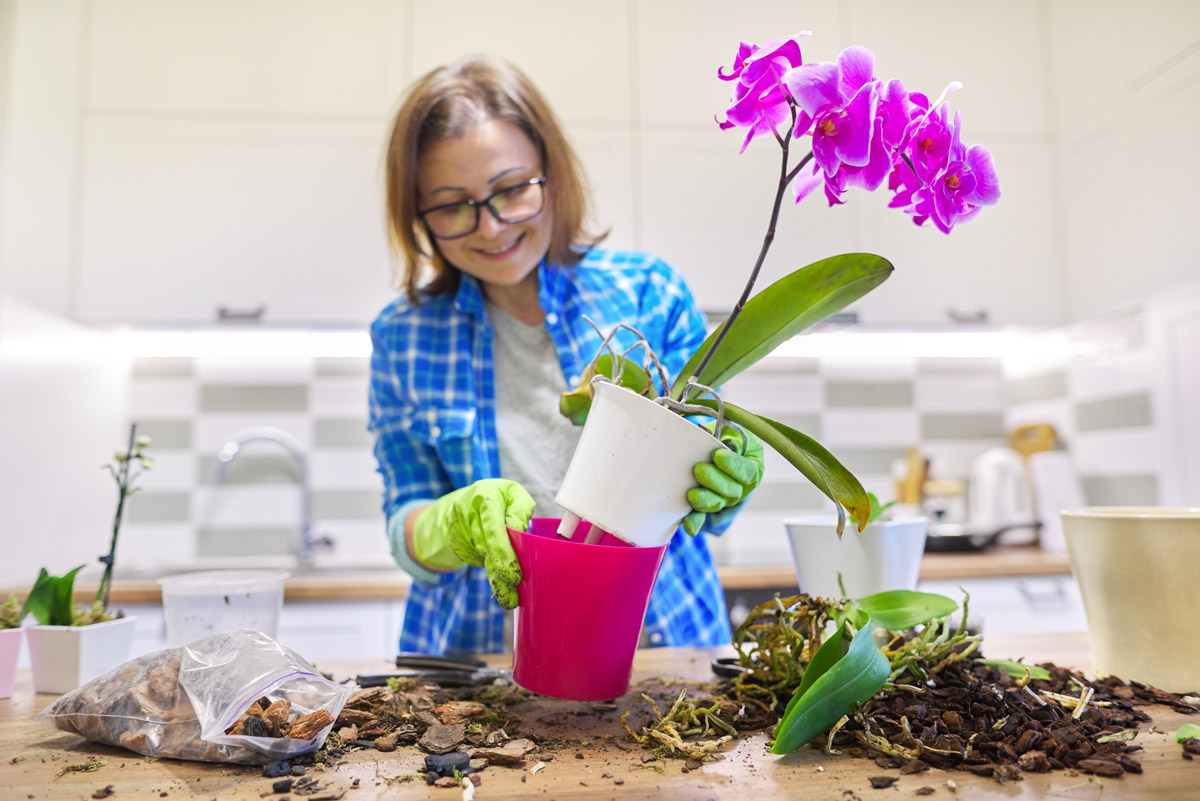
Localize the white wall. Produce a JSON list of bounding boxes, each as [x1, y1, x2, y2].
[[1046, 0, 1200, 320], [1, 0, 1071, 327], [0, 296, 130, 587]]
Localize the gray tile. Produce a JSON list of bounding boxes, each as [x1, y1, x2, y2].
[[1075, 393, 1153, 432], [124, 492, 190, 523], [199, 384, 308, 413], [745, 481, 829, 511], [132, 357, 195, 377], [313, 490, 382, 520], [1006, 371, 1067, 404], [132, 420, 193, 449], [314, 418, 372, 448], [315, 357, 370, 377], [917, 357, 1003, 375], [921, 413, 1006, 440], [198, 454, 301, 485], [825, 381, 914, 408], [758, 413, 822, 442], [743, 356, 820, 374], [826, 446, 909, 475], [1081, 474, 1160, 506], [197, 527, 295, 557]]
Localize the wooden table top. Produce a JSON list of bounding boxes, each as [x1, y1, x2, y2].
[[2, 632, 1195, 800]]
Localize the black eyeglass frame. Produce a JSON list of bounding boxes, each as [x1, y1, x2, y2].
[[417, 177, 547, 240]]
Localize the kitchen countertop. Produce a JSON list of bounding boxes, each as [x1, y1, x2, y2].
[[27, 546, 1072, 605], [2, 632, 1195, 800]]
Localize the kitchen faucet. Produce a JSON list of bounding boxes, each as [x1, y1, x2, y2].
[[214, 425, 334, 566]]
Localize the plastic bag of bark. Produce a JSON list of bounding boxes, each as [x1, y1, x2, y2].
[[37, 628, 351, 764]]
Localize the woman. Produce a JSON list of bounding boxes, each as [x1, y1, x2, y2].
[[369, 54, 764, 655]]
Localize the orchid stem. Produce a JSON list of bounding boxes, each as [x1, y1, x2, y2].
[[95, 423, 135, 610], [681, 102, 812, 401]]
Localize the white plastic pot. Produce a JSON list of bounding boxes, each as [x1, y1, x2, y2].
[[784, 515, 928, 599], [159, 570, 287, 647], [26, 616, 137, 694], [555, 381, 720, 547]]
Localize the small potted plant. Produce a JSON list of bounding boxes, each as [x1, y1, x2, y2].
[[556, 33, 998, 545], [0, 594, 23, 699], [785, 494, 928, 598], [23, 424, 151, 693]]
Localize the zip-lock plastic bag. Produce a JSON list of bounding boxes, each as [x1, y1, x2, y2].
[[38, 629, 351, 764]]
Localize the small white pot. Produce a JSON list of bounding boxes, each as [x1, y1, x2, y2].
[[785, 515, 928, 599], [555, 381, 720, 547], [0, 627, 23, 698], [26, 616, 137, 694]]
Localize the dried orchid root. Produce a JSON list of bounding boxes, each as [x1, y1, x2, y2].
[[622, 689, 738, 760]]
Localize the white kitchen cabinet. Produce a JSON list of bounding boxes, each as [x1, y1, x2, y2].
[[917, 575, 1089, 638], [74, 118, 397, 326]]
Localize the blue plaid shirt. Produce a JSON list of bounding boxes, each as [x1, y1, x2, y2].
[[368, 249, 733, 654]]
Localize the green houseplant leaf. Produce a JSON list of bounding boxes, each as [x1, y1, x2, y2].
[[21, 565, 85, 626], [687, 399, 871, 533], [975, 659, 1051, 681], [559, 355, 655, 425], [670, 254, 894, 399], [770, 609, 889, 754], [855, 590, 959, 631], [1177, 724, 1200, 743]]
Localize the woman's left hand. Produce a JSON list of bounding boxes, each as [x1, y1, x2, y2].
[[682, 425, 765, 536]]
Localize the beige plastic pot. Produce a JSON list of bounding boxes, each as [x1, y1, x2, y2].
[[1061, 507, 1200, 693], [554, 380, 719, 547]]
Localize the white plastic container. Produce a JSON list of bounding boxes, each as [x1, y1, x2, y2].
[[784, 515, 928, 599], [554, 380, 720, 547], [26, 617, 137, 694], [159, 571, 287, 646]]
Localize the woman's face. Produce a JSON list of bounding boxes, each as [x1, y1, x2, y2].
[[416, 119, 553, 297]]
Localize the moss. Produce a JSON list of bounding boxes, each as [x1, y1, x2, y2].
[[0, 594, 21, 629]]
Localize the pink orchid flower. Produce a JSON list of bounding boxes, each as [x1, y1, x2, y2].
[[717, 34, 809, 153]]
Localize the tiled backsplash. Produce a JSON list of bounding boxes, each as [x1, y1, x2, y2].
[[119, 312, 1175, 571], [120, 353, 1012, 570]]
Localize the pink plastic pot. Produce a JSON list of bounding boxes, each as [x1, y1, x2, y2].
[[0, 627, 23, 699], [507, 518, 668, 701]]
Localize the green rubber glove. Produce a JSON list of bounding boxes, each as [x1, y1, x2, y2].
[[682, 424, 765, 536], [411, 479, 536, 609]]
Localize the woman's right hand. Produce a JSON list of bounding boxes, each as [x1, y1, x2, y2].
[[409, 479, 536, 609]]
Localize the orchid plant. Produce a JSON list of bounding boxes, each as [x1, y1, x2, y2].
[[561, 32, 998, 536]]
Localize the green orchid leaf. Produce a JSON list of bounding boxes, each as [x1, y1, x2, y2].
[[670, 253, 893, 399], [866, 493, 896, 524], [686, 400, 870, 533], [975, 659, 1052, 681], [770, 613, 890, 755], [855, 590, 959, 631], [1176, 724, 1200, 743], [558, 355, 655, 425], [22, 565, 85, 626]]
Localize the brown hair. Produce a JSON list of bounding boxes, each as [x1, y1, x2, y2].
[[384, 54, 606, 303]]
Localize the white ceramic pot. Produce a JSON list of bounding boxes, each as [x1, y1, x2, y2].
[[26, 616, 137, 694], [784, 515, 928, 599], [0, 627, 23, 698], [554, 380, 720, 547], [1062, 507, 1200, 693]]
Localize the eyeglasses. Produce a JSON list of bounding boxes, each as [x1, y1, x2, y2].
[[418, 177, 547, 240]]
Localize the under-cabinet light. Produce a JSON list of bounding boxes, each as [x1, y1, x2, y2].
[[114, 329, 373, 359], [109, 326, 1065, 362]]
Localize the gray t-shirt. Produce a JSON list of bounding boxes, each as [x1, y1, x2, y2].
[[485, 300, 584, 518]]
